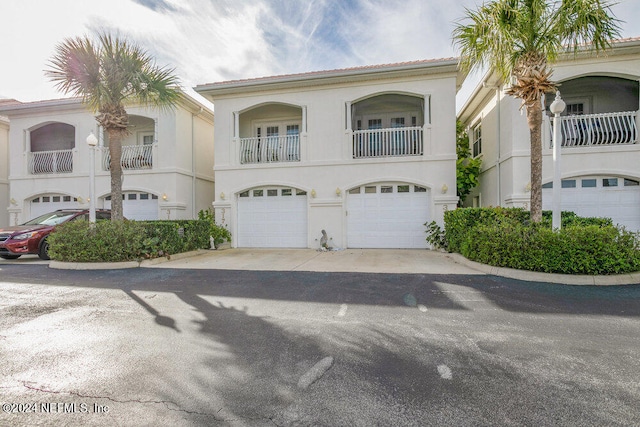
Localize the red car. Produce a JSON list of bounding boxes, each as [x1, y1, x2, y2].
[[0, 209, 112, 260]]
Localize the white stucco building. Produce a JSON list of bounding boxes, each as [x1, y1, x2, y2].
[[458, 37, 640, 231], [0, 92, 214, 225], [0, 114, 9, 227], [196, 59, 462, 249]]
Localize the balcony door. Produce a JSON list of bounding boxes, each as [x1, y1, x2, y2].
[[254, 120, 301, 162]]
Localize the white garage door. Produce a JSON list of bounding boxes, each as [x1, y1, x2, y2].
[[104, 192, 159, 220], [30, 194, 78, 219], [237, 187, 308, 248], [542, 176, 640, 231], [347, 183, 430, 249]]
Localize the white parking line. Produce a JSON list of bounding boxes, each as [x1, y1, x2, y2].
[[437, 364, 452, 380], [298, 356, 334, 389], [337, 304, 348, 317]]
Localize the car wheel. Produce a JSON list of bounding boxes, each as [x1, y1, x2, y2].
[[38, 238, 51, 260], [0, 254, 21, 260]]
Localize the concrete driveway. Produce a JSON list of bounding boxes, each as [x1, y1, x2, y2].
[[146, 248, 483, 275], [1, 260, 639, 426]]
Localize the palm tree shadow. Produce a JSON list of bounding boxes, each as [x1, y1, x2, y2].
[[173, 291, 330, 421]]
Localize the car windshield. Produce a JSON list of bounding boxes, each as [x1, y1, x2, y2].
[[22, 212, 78, 226]]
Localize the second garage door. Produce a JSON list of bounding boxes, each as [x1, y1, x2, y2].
[[542, 176, 640, 231], [104, 192, 159, 220], [237, 187, 308, 248], [347, 183, 430, 249], [30, 194, 78, 219]]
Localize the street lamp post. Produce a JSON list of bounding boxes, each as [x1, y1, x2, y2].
[[86, 131, 98, 223], [550, 91, 566, 230]]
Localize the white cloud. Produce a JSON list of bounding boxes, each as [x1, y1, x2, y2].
[[0, 0, 638, 102]]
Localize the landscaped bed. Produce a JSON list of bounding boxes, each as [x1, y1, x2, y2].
[[427, 207, 640, 275]]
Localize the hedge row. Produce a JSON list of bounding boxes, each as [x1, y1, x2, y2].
[[439, 207, 639, 275], [48, 219, 211, 262]]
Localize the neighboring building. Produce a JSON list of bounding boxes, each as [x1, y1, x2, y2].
[[196, 59, 461, 249], [0, 92, 214, 225], [458, 37, 640, 231], [0, 114, 9, 227]]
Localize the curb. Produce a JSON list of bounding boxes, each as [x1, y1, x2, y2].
[[49, 249, 209, 270], [447, 253, 640, 286]]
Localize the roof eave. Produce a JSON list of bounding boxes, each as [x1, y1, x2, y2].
[[195, 58, 460, 97]]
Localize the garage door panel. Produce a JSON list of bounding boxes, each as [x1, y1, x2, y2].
[[30, 195, 78, 219], [104, 192, 158, 220], [237, 188, 307, 248], [347, 183, 430, 249], [543, 176, 640, 231]]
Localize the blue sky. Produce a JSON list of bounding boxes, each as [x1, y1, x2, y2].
[[1, 0, 639, 105]]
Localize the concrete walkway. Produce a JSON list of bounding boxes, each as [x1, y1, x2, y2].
[[143, 248, 483, 275], [46, 248, 640, 286]]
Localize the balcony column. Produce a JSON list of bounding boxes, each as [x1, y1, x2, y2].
[[423, 94, 431, 155], [152, 118, 158, 169], [301, 105, 307, 161], [233, 111, 240, 165], [24, 129, 30, 173], [636, 80, 640, 143], [344, 102, 352, 159]]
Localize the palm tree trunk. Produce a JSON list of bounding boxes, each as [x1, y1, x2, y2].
[[527, 102, 543, 222], [108, 130, 124, 221]]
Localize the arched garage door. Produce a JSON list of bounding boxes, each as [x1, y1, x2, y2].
[[237, 187, 308, 248], [104, 192, 159, 220], [30, 194, 78, 219], [347, 183, 430, 248], [542, 176, 640, 231]]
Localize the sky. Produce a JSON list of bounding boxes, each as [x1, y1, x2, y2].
[[1, 0, 639, 108]]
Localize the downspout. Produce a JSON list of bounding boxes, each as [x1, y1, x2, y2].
[[192, 107, 203, 218]]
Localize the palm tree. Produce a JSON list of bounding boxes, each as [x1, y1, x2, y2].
[[46, 33, 180, 220], [453, 0, 621, 222]]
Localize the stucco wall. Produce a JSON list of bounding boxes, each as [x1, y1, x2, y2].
[[206, 68, 459, 248]]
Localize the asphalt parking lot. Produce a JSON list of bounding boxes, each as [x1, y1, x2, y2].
[[1, 252, 639, 426]]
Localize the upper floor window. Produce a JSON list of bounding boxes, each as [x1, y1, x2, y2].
[[472, 124, 482, 157], [566, 103, 584, 115]]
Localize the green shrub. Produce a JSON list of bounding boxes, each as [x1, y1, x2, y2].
[[139, 220, 210, 257], [198, 209, 232, 249], [48, 219, 211, 263], [48, 220, 146, 262], [424, 221, 447, 250], [443, 207, 639, 275], [461, 223, 640, 275]]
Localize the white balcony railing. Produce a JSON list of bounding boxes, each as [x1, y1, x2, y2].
[[352, 127, 423, 158], [99, 144, 154, 171], [239, 135, 300, 164], [551, 111, 638, 148], [28, 149, 73, 174]]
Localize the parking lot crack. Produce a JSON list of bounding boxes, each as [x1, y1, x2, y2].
[[20, 381, 227, 420]]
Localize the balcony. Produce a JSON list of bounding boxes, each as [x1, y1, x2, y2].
[[28, 149, 73, 174], [551, 111, 638, 148], [99, 144, 154, 171], [239, 135, 300, 164], [352, 127, 423, 158]]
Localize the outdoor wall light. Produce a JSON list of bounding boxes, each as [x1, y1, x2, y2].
[[220, 192, 225, 200], [441, 184, 448, 194], [336, 187, 341, 196], [524, 182, 531, 192], [9, 198, 17, 206], [311, 189, 317, 198], [162, 193, 168, 201], [77, 197, 85, 204]]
